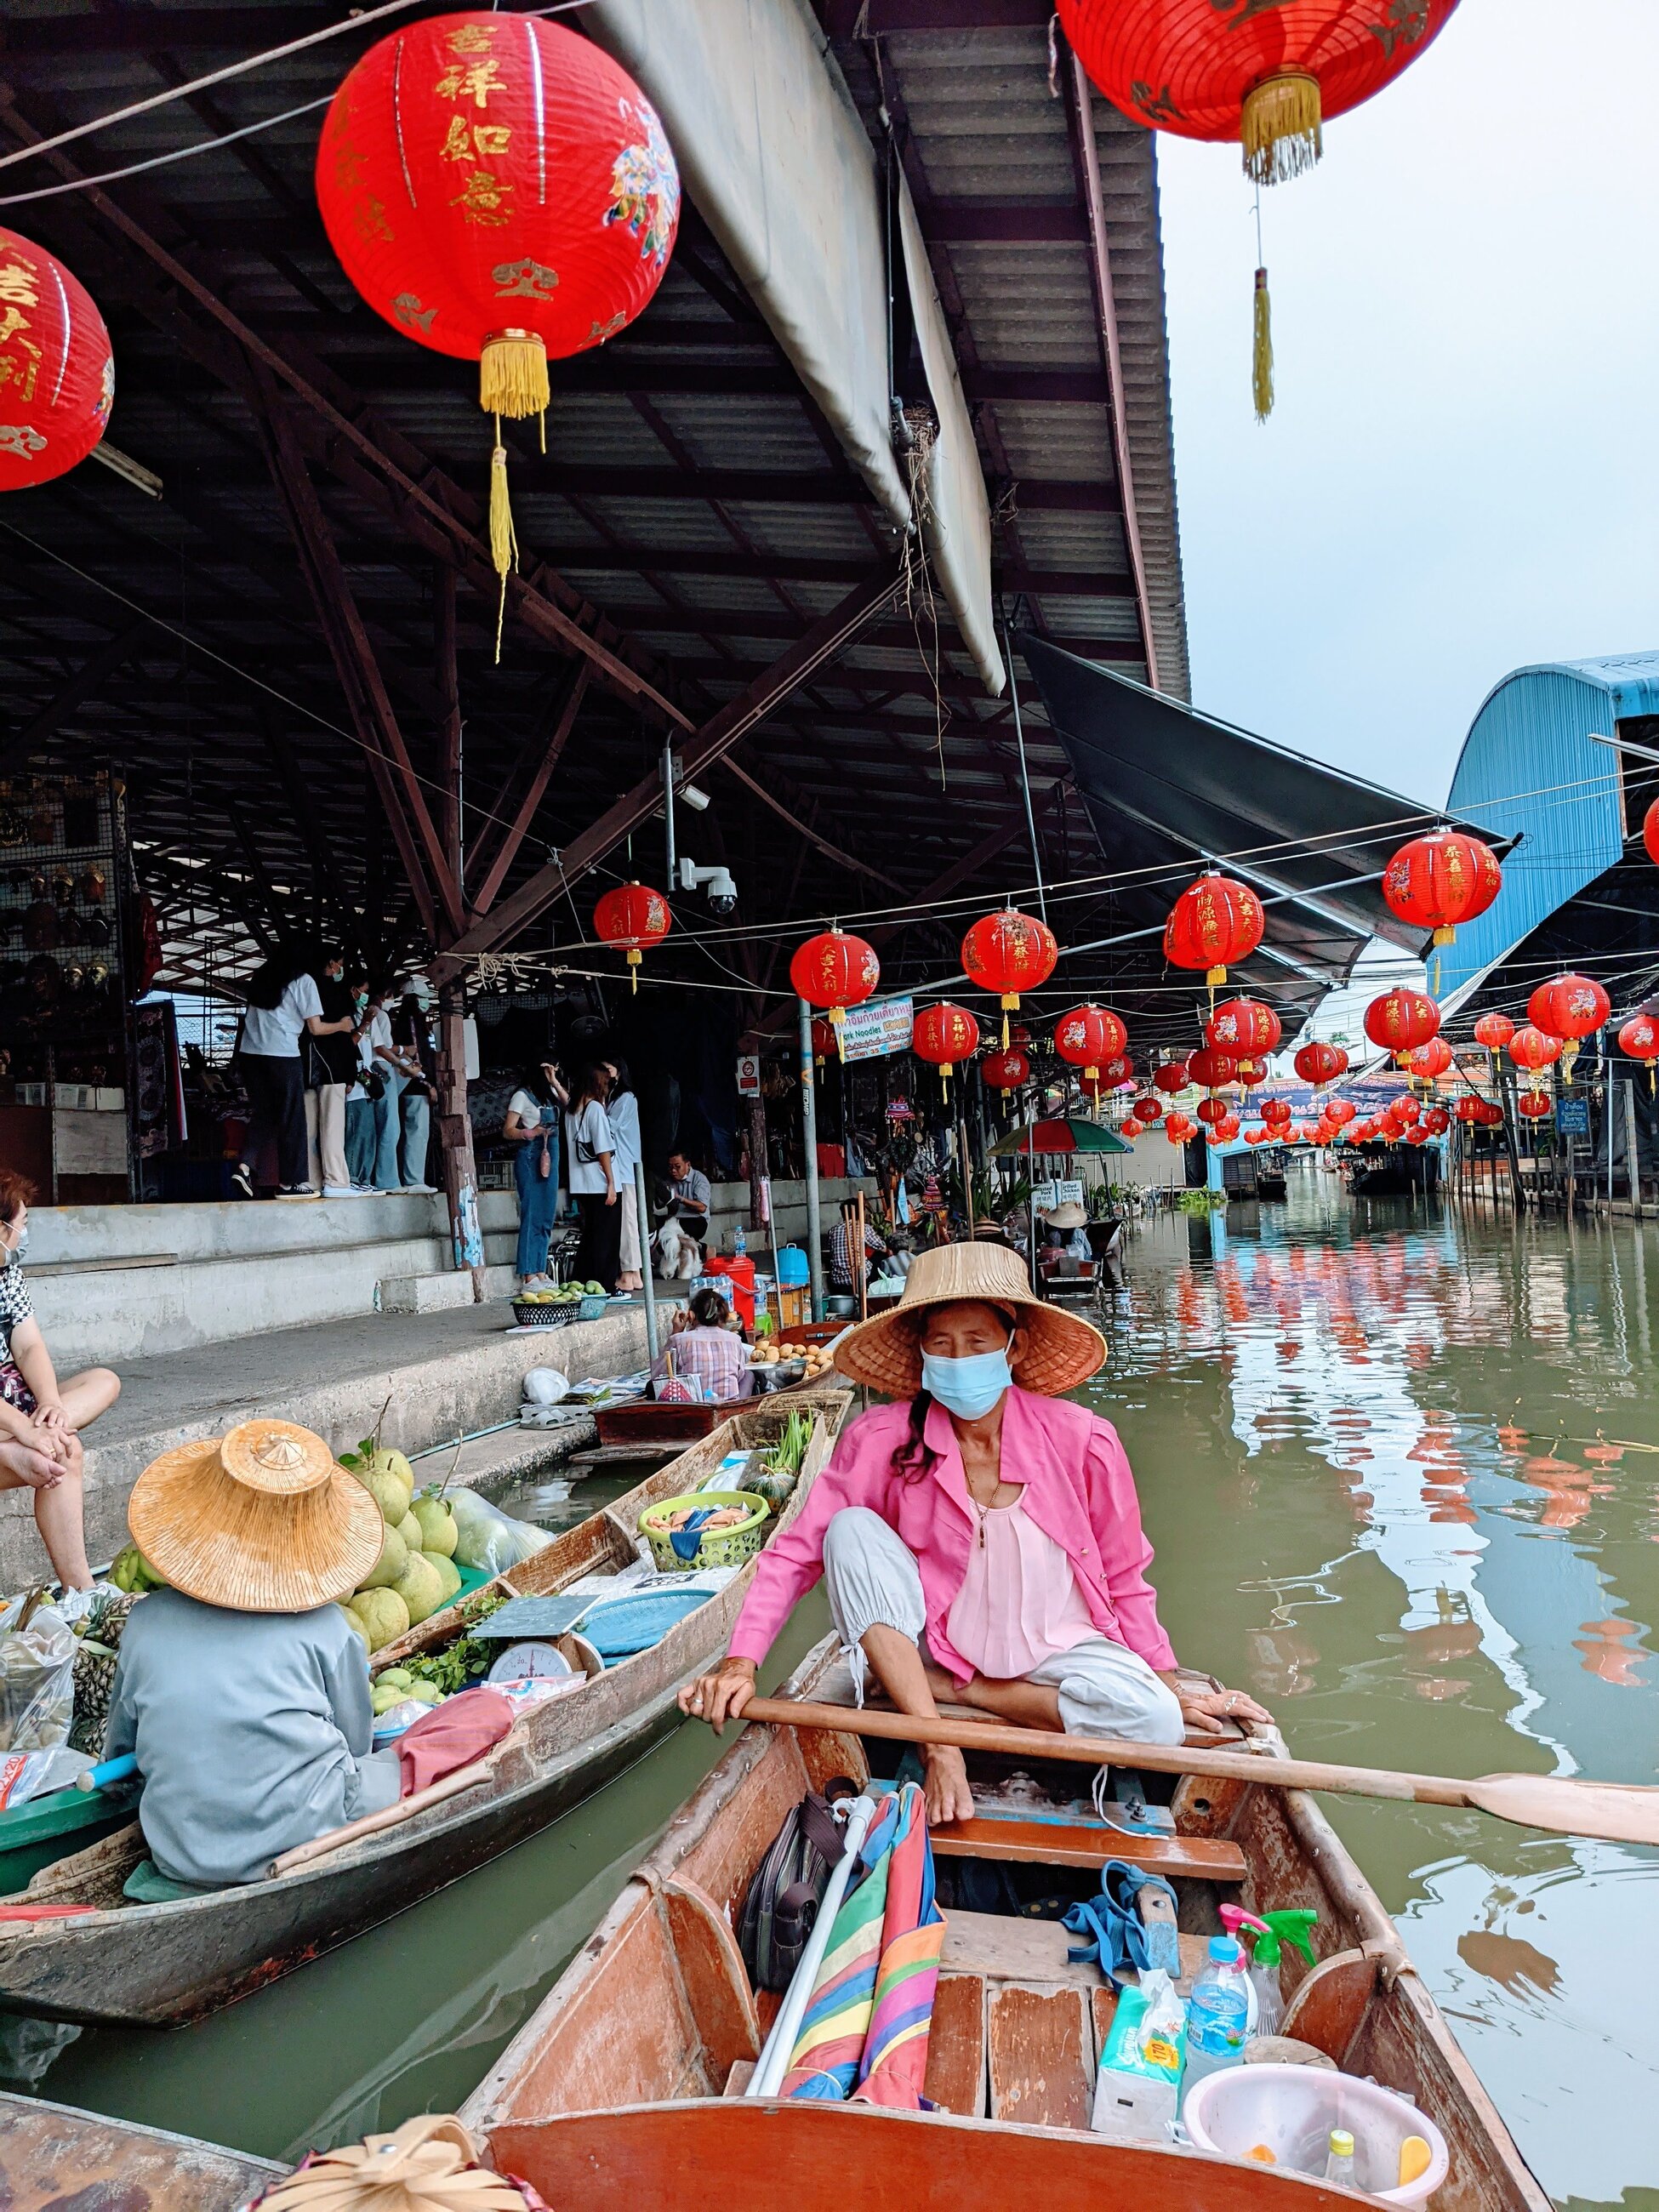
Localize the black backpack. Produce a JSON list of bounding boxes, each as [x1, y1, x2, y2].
[[738, 1778, 858, 1992]]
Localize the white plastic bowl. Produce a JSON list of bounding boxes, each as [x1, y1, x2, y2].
[[1183, 2064, 1449, 2206]]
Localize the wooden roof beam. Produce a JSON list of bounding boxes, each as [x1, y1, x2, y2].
[[0, 620, 146, 775]]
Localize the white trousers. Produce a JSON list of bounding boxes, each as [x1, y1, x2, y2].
[[305, 1083, 349, 1191], [820, 1506, 1184, 1745]]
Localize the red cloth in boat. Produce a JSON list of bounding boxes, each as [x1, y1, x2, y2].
[[396, 1687, 515, 1795]]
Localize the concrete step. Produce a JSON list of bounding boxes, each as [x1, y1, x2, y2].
[[2, 1296, 674, 1590]]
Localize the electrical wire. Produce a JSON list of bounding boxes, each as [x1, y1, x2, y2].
[[0, 96, 335, 208]]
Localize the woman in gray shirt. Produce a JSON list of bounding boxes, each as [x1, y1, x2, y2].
[[108, 1417, 390, 1893]]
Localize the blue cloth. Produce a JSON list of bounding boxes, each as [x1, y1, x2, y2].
[[372, 1069, 408, 1190], [345, 1096, 376, 1186], [514, 1125, 560, 1278]]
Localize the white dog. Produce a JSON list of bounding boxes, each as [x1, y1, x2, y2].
[[653, 1215, 703, 1281]]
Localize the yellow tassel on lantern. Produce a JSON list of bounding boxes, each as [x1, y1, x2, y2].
[[488, 423, 518, 667], [479, 329, 550, 420], [1241, 71, 1322, 187], [1252, 267, 1274, 423], [626, 947, 641, 995]]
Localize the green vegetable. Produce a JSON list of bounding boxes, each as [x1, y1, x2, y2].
[[763, 1409, 812, 1480]]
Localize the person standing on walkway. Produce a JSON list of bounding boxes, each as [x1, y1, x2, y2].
[[566, 1064, 621, 1292], [391, 975, 439, 1193], [342, 968, 379, 1191], [305, 948, 363, 1199], [231, 947, 352, 1200], [504, 1060, 567, 1287], [364, 986, 405, 1192], [601, 1057, 645, 1291]]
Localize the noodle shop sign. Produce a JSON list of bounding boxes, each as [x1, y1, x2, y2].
[[842, 995, 915, 1063], [1032, 1179, 1084, 1211]]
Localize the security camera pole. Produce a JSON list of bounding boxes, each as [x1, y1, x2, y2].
[[798, 996, 826, 1321]]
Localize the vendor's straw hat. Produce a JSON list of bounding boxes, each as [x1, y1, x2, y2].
[[1042, 1200, 1088, 1230], [128, 1417, 383, 1614], [835, 1240, 1104, 1399]]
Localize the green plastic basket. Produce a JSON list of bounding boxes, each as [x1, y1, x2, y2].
[[638, 1490, 771, 1574]]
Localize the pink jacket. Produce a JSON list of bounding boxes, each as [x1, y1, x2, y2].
[[728, 1387, 1177, 1683]]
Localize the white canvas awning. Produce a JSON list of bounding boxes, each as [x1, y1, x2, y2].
[[587, 0, 1004, 696]]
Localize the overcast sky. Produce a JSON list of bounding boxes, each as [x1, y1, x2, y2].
[[1157, 0, 1659, 811]]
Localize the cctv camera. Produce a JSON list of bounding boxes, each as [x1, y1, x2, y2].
[[676, 858, 739, 914]]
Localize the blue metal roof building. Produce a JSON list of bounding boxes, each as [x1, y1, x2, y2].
[[1437, 653, 1659, 1018]]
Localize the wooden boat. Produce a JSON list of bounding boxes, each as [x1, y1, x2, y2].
[[0, 2089, 282, 2209], [460, 1633, 1550, 2212], [0, 1392, 851, 2030]]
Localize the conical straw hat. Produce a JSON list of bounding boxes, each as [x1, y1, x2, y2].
[[129, 1417, 384, 1614], [835, 1240, 1104, 1399]]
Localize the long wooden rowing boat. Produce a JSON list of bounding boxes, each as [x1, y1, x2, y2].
[[0, 2089, 282, 2209], [0, 1391, 850, 2029], [460, 1632, 1550, 2212]]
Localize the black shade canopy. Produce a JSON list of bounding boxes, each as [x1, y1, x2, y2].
[[1017, 636, 1463, 1054]]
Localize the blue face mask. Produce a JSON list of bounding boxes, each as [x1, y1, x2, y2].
[[921, 1344, 1012, 1421]]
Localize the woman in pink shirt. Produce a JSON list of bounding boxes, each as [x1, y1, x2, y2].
[[680, 1243, 1268, 1826]]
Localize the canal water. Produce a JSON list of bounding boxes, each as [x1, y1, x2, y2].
[[18, 1172, 1659, 2209]]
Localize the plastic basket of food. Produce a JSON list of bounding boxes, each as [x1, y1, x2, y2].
[[513, 1297, 575, 1329], [637, 1490, 770, 1574]]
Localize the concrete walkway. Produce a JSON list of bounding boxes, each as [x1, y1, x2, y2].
[[7, 1298, 671, 1589]]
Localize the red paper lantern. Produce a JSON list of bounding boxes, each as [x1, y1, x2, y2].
[[790, 929, 880, 1040], [1132, 1094, 1164, 1124], [1387, 1096, 1421, 1128], [1206, 996, 1281, 1057], [1365, 989, 1440, 1058], [1403, 1126, 1430, 1147], [1454, 1094, 1485, 1124], [1325, 1097, 1357, 1126], [1212, 1113, 1241, 1143], [0, 228, 115, 491], [1528, 972, 1611, 1044], [1261, 1097, 1292, 1128], [1473, 1012, 1515, 1053], [1152, 1059, 1191, 1096], [1058, 0, 1457, 185], [810, 1017, 836, 1068], [961, 909, 1059, 1043], [1404, 1035, 1454, 1082], [1518, 1091, 1553, 1120], [1187, 1046, 1238, 1092], [1619, 1013, 1659, 1065], [1292, 1040, 1348, 1087], [1195, 1097, 1228, 1126], [1097, 1052, 1135, 1090], [981, 1048, 1030, 1092], [1382, 829, 1503, 947], [1646, 798, 1659, 869], [1163, 871, 1264, 990], [911, 1002, 981, 1093], [1477, 1100, 1505, 1127], [1508, 1024, 1561, 1074], [1053, 1004, 1126, 1081], [592, 880, 671, 991], [317, 15, 680, 641], [1165, 1119, 1192, 1148], [1235, 1056, 1268, 1088]]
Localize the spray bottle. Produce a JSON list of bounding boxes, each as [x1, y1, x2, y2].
[[1218, 1906, 1320, 2040]]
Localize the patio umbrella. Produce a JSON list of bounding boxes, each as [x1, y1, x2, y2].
[[989, 1117, 1132, 1157], [778, 1782, 944, 2108]]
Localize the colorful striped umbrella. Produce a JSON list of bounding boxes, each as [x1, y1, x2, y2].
[[779, 1783, 944, 2108]]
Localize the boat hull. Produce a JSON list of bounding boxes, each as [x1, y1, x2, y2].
[[0, 2089, 282, 2209]]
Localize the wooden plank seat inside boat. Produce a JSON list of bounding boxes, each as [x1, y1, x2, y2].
[[0, 1397, 853, 2029], [464, 1632, 1553, 2212]]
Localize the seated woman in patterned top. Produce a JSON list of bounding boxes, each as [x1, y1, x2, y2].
[[0, 1172, 121, 1594]]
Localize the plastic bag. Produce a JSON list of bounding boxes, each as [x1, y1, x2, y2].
[[522, 1368, 569, 1407], [0, 1596, 77, 1753], [0, 1745, 94, 1808], [446, 1488, 554, 1576]]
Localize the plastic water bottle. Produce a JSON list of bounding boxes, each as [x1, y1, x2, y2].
[[1323, 2130, 1357, 2187], [733, 1224, 746, 1258], [1181, 1937, 1251, 2115]]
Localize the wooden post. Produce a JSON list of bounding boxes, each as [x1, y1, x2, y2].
[[798, 997, 825, 1322], [436, 980, 487, 1301], [1627, 1079, 1644, 1218], [748, 1090, 767, 1234]]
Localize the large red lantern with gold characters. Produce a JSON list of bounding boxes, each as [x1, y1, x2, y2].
[[1404, 1035, 1454, 1082], [1517, 1091, 1553, 1121], [1152, 1058, 1191, 1096], [1529, 972, 1610, 1087], [592, 880, 670, 993], [1164, 870, 1264, 991], [316, 14, 679, 643], [1620, 1013, 1659, 1093], [911, 1003, 981, 1094], [1262, 1096, 1292, 1128], [1235, 1056, 1268, 1088], [1058, 0, 1458, 186], [1206, 996, 1280, 1057], [1292, 1040, 1347, 1087], [1508, 1024, 1560, 1075], [790, 928, 880, 1048], [1187, 1046, 1238, 1092], [1053, 1003, 1126, 1082], [961, 908, 1059, 1045], [0, 228, 114, 491], [1382, 829, 1503, 947], [1365, 989, 1440, 1059], [1473, 1012, 1514, 1052]]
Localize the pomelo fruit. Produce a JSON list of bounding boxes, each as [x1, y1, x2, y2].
[[353, 1464, 410, 1525], [356, 1522, 408, 1592], [409, 1680, 443, 1706], [367, 1445, 415, 1491], [394, 1510, 424, 1554], [377, 1667, 414, 1693], [422, 1550, 462, 1604], [353, 1586, 410, 1651], [339, 1602, 370, 1654], [391, 1551, 444, 1628], [412, 1495, 458, 1558]]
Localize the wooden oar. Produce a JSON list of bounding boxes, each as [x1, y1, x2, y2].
[[741, 1696, 1659, 1848]]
